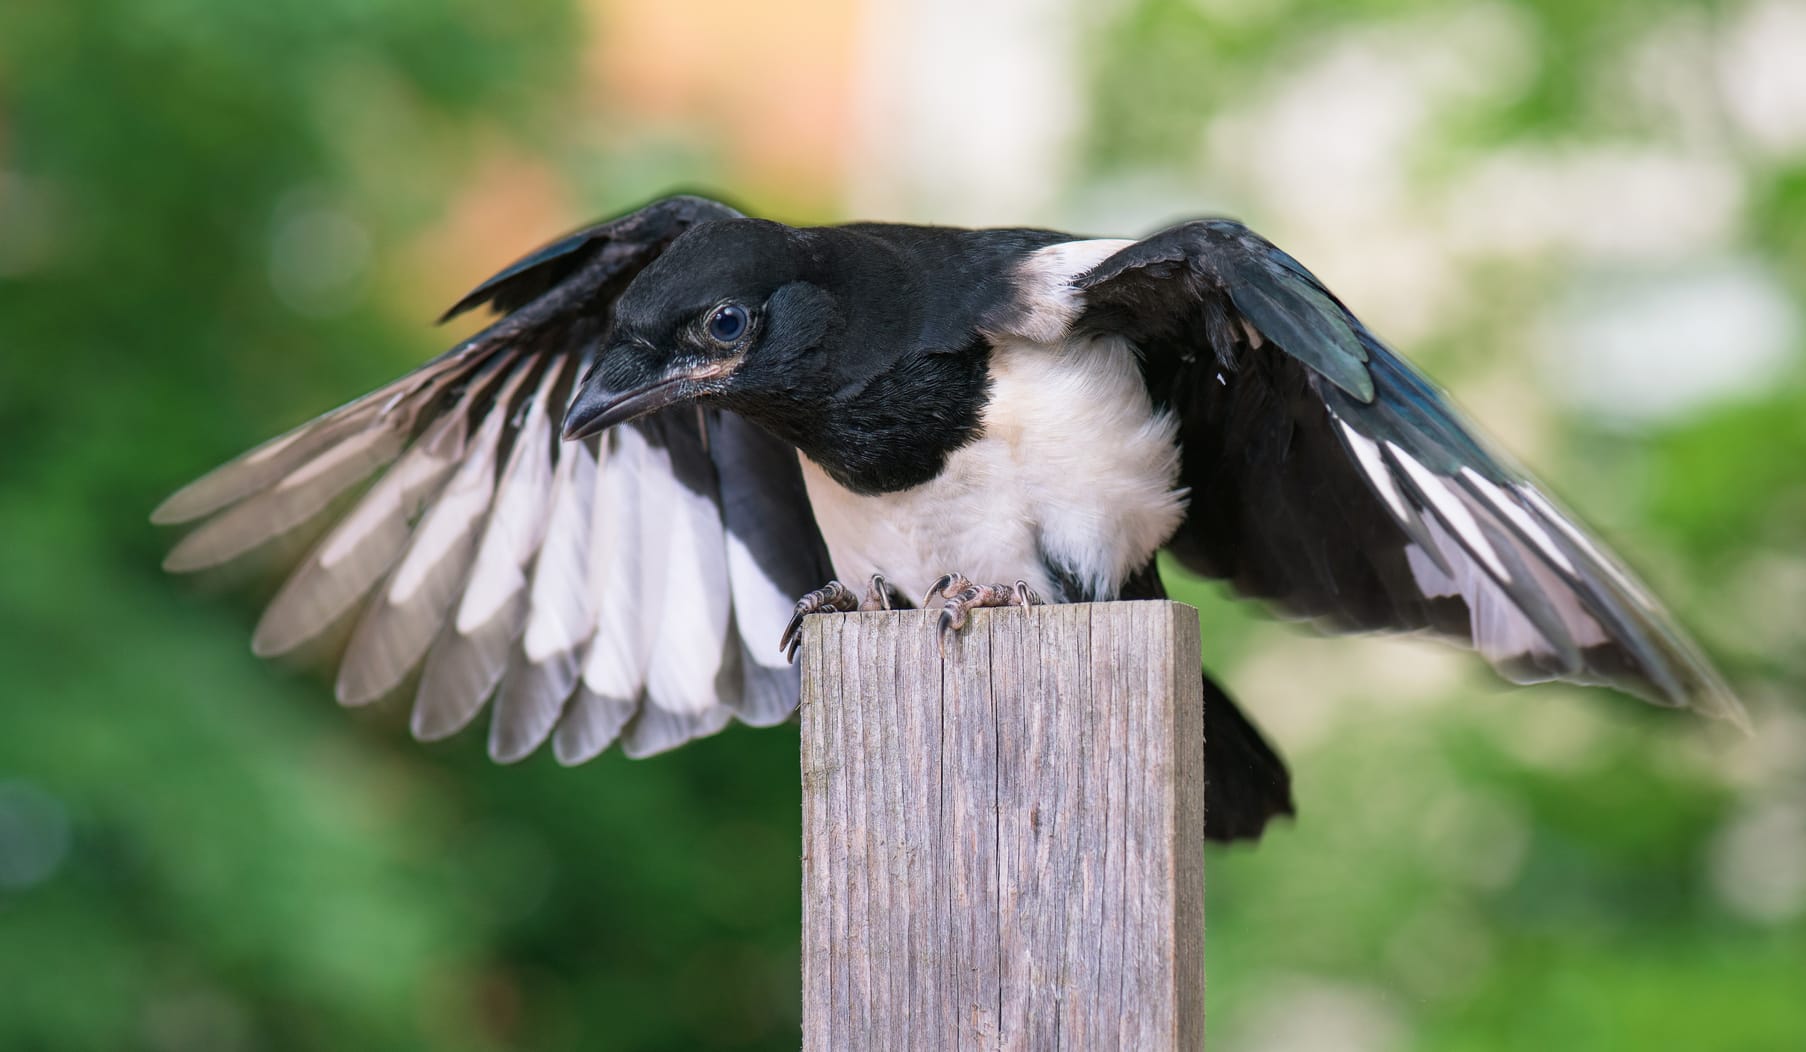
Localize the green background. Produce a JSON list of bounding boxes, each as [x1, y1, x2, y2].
[[2, 0, 1803, 1048]]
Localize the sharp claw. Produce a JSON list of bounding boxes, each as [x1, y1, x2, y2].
[[937, 608, 958, 637], [923, 572, 955, 607], [860, 573, 892, 613], [780, 601, 812, 655]]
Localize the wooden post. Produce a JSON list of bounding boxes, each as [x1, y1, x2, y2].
[[799, 601, 1205, 1050]]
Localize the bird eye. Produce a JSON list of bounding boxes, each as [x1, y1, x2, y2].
[[706, 304, 749, 344]]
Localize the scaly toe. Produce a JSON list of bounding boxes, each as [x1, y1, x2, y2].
[[932, 576, 1045, 646], [779, 580, 859, 661]]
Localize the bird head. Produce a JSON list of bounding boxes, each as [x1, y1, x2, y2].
[[561, 218, 844, 441]]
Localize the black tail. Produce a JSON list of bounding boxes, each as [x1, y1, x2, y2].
[[1202, 670, 1294, 842]]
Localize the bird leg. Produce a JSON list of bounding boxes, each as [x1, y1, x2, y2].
[[922, 573, 1043, 638], [780, 573, 897, 662]]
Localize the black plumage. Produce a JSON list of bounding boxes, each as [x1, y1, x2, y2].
[[157, 193, 1744, 843]]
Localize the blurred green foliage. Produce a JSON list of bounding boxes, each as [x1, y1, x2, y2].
[[2, 0, 1803, 1049]]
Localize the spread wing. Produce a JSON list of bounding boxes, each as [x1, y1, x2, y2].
[[155, 194, 833, 763], [1075, 219, 1746, 727]]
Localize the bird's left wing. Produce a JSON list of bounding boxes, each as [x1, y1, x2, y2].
[[155, 195, 832, 763], [1073, 219, 1746, 727]]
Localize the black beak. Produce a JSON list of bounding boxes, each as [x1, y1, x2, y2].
[[561, 375, 692, 441]]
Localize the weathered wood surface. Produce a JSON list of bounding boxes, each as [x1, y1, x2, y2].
[[799, 600, 1205, 1050]]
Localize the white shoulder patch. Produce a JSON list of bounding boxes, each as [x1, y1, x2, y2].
[[985, 238, 1134, 343]]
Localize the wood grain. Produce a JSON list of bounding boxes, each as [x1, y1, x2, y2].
[[800, 601, 1205, 1050]]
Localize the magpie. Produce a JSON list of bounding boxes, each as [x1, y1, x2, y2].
[[156, 193, 1747, 842]]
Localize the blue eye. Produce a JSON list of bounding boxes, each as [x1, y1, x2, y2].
[[707, 304, 749, 344]]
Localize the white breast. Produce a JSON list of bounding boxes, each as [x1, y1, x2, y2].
[[799, 330, 1186, 604], [799, 239, 1186, 604]]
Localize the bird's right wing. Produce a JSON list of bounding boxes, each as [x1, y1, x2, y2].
[[155, 194, 833, 763]]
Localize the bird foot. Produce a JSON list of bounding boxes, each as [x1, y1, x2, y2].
[[780, 574, 896, 662], [922, 573, 1043, 639]]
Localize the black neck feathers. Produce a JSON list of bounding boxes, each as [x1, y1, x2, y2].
[[730, 336, 992, 495]]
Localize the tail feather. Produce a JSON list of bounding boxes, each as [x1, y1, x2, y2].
[[1202, 671, 1294, 843]]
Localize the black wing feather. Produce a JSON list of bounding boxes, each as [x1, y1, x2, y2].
[[1077, 219, 1745, 726], [437, 194, 742, 322]]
